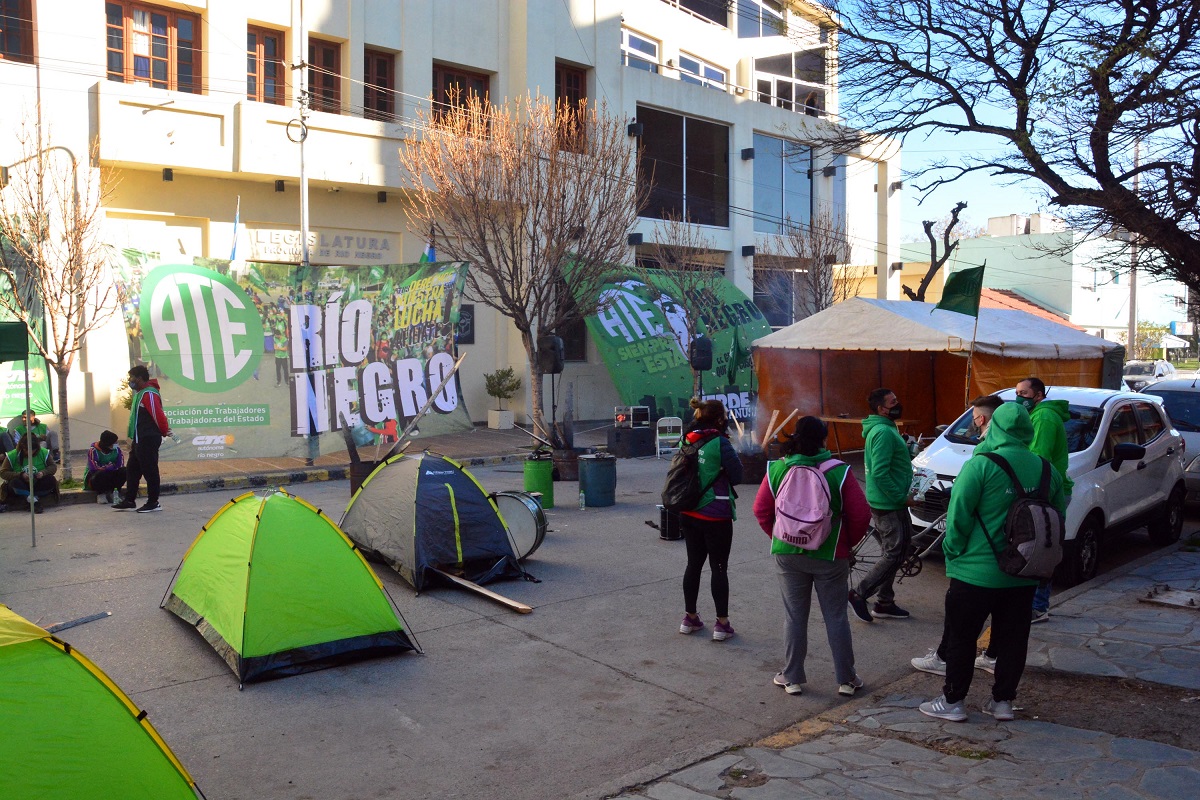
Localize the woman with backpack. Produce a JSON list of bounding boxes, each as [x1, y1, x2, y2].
[[678, 398, 744, 642], [753, 416, 870, 696]]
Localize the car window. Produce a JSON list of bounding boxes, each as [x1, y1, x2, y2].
[[1143, 389, 1200, 432], [1133, 402, 1165, 443], [1101, 404, 1139, 463], [943, 401, 1101, 453], [1125, 363, 1154, 376]]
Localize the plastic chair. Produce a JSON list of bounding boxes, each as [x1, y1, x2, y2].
[[656, 417, 683, 459]]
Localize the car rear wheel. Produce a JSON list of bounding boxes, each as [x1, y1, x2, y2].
[[1147, 484, 1185, 546], [1058, 514, 1102, 587]]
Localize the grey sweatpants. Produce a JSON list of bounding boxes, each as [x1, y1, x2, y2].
[[775, 554, 857, 686]]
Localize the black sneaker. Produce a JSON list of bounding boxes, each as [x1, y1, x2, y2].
[[848, 591, 873, 623], [112, 499, 137, 510], [871, 602, 911, 619], [136, 501, 162, 513]]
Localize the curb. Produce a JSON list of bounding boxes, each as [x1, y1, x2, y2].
[[52, 452, 530, 506]]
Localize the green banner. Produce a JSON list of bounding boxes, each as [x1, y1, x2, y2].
[[0, 319, 53, 418], [113, 253, 472, 461], [585, 274, 770, 421]]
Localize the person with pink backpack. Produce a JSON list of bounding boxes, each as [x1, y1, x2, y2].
[[753, 416, 871, 697]]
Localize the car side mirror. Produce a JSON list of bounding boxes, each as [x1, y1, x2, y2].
[[1111, 442, 1146, 471], [935, 424, 948, 433]]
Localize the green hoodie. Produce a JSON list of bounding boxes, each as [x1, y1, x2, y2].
[[861, 415, 912, 511], [944, 403, 1067, 589], [1029, 399, 1074, 495]]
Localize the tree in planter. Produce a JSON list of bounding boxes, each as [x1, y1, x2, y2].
[[0, 123, 116, 481], [398, 94, 646, 449], [484, 367, 521, 411]]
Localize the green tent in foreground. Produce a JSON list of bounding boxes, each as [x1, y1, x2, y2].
[[0, 604, 203, 799], [163, 490, 417, 684]]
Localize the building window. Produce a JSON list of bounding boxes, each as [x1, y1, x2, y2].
[[621, 28, 659, 73], [738, 0, 785, 39], [637, 106, 729, 228], [753, 267, 796, 328], [755, 50, 826, 116], [555, 61, 587, 152], [678, 52, 726, 91], [105, 2, 201, 93], [247, 26, 284, 104], [364, 48, 396, 121], [661, 0, 729, 27], [308, 38, 341, 113], [0, 0, 33, 63], [432, 63, 489, 119], [753, 133, 812, 234]]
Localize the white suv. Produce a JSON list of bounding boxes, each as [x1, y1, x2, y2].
[[910, 387, 1186, 586]]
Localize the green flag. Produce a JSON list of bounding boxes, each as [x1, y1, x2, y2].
[[727, 325, 749, 384], [934, 265, 985, 317]]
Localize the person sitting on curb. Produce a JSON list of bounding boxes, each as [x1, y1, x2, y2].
[[13, 410, 60, 460], [0, 433, 59, 513], [84, 430, 127, 505], [919, 403, 1065, 723]]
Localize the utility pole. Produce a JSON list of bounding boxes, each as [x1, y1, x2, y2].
[[290, 0, 318, 465], [1126, 142, 1139, 358]]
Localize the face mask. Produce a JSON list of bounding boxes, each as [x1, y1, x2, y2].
[[1017, 397, 1036, 412], [887, 404, 903, 420]]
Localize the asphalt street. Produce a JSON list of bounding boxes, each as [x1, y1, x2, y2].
[[1, 456, 1190, 799]]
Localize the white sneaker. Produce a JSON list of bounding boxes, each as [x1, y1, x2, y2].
[[773, 672, 803, 695], [919, 695, 968, 722], [975, 653, 997, 674], [911, 649, 947, 676], [983, 698, 1015, 721], [838, 676, 864, 696]]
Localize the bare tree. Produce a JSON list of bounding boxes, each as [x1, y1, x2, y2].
[[0, 122, 116, 480], [397, 94, 646, 448], [758, 205, 867, 319], [828, 0, 1200, 290], [904, 201, 970, 302], [629, 212, 727, 396]]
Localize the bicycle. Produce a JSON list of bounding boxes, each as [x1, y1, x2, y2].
[[849, 511, 947, 589]]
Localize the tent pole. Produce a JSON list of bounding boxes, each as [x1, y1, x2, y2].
[[963, 312, 981, 408]]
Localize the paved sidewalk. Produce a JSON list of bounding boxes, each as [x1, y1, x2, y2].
[[614, 544, 1200, 800]]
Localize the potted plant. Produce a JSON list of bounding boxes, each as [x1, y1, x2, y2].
[[484, 367, 521, 430]]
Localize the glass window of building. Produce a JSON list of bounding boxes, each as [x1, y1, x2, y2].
[[105, 2, 201, 93], [247, 27, 284, 104], [753, 133, 812, 233], [364, 49, 396, 121], [555, 62, 588, 152], [678, 53, 726, 91], [432, 63, 489, 120], [662, 0, 729, 27], [621, 28, 660, 73], [308, 38, 341, 113], [637, 106, 729, 228], [0, 0, 33, 63], [738, 0, 785, 39]]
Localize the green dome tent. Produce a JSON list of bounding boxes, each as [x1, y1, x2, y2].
[[340, 452, 524, 591], [0, 604, 203, 799], [162, 490, 416, 684]]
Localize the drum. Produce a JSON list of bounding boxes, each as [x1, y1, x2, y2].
[[494, 490, 548, 561]]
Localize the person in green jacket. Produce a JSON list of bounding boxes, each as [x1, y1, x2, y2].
[[1016, 377, 1073, 622], [920, 403, 1066, 723], [848, 388, 915, 623]]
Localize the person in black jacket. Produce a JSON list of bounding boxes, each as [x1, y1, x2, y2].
[[678, 398, 744, 642]]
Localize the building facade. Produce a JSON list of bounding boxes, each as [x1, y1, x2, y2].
[[0, 0, 899, 442]]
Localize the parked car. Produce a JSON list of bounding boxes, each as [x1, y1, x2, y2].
[[910, 387, 1186, 586], [1141, 377, 1200, 504], [1123, 360, 1176, 391]]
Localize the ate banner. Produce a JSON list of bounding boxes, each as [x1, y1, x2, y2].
[[584, 273, 771, 421], [111, 251, 472, 461]]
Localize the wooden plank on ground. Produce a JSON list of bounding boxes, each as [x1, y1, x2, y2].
[[430, 567, 533, 614]]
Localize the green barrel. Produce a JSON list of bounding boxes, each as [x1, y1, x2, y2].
[[523, 457, 555, 509], [578, 454, 616, 507]]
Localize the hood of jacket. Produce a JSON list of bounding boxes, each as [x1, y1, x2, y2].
[[975, 402, 1033, 455], [1031, 398, 1070, 423], [861, 414, 896, 436]]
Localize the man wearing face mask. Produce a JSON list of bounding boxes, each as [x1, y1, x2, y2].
[[1013, 377, 1072, 623], [849, 388, 915, 623]]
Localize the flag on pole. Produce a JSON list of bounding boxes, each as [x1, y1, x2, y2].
[[229, 196, 241, 261], [419, 226, 436, 263], [933, 265, 985, 317], [727, 325, 748, 384]]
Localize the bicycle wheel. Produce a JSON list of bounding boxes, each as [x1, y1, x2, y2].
[[848, 528, 884, 590]]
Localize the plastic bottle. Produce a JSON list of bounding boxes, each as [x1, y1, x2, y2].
[[578, 489, 586, 511]]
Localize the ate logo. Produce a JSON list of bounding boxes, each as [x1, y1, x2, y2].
[[140, 265, 264, 392]]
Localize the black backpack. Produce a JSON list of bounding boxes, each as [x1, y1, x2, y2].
[[975, 453, 1065, 580], [661, 434, 722, 513]]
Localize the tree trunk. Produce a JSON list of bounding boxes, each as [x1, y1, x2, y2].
[[522, 331, 558, 449], [55, 365, 73, 481]]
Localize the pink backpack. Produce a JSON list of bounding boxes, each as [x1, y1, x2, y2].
[[772, 460, 843, 550]]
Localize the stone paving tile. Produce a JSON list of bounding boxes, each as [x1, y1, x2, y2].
[[1110, 736, 1200, 764], [1160, 646, 1200, 667], [1073, 760, 1140, 787], [730, 780, 826, 800], [1084, 786, 1151, 800], [1047, 646, 1128, 676], [1132, 665, 1200, 688], [669, 754, 744, 793], [645, 782, 718, 800], [738, 748, 820, 779], [867, 738, 944, 762], [778, 750, 843, 771], [1139, 765, 1200, 797]]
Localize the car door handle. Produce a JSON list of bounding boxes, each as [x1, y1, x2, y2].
[[1137, 461, 1147, 470]]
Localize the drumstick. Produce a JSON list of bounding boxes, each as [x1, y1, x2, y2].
[[764, 409, 779, 446], [766, 409, 800, 445]]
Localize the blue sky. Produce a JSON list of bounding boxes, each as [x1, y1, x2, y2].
[[898, 128, 1051, 240]]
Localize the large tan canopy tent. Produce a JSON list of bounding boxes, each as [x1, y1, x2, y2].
[[752, 298, 1124, 448]]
